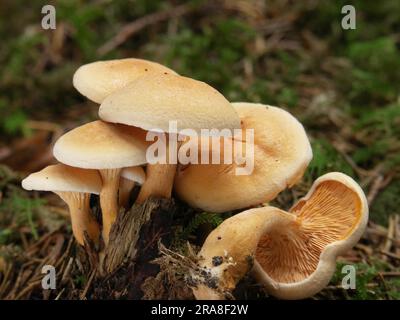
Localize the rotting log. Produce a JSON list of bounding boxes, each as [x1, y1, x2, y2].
[[88, 197, 176, 299]]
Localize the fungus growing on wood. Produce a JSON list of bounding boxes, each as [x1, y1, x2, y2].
[[53, 120, 149, 244], [99, 73, 241, 203]]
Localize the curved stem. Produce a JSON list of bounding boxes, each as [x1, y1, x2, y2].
[[136, 163, 176, 203], [136, 136, 180, 203], [56, 191, 100, 246], [99, 168, 121, 245], [193, 207, 295, 300]]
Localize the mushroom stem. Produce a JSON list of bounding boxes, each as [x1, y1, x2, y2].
[[136, 163, 176, 203], [99, 168, 121, 245], [56, 191, 100, 246], [136, 137, 179, 203], [118, 178, 136, 209], [193, 208, 295, 300]]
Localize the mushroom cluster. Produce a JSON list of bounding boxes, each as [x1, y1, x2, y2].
[[22, 58, 240, 247], [22, 58, 368, 299]]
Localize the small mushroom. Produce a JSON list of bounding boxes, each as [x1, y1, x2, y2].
[[192, 172, 368, 300], [53, 120, 149, 244], [73, 58, 177, 103], [175, 102, 313, 212], [119, 166, 146, 209], [21, 164, 102, 246], [99, 73, 241, 203]]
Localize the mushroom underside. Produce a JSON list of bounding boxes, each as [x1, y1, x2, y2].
[[255, 181, 362, 283]]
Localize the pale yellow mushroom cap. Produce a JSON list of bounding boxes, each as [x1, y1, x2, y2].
[[174, 103, 313, 213], [99, 73, 241, 135], [192, 172, 368, 300], [22, 164, 102, 194], [53, 120, 149, 169], [73, 58, 177, 103], [253, 172, 369, 299], [121, 166, 146, 185]]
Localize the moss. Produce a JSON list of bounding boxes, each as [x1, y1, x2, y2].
[[329, 260, 399, 300], [306, 139, 354, 180]]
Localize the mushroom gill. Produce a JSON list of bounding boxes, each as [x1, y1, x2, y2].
[[192, 172, 368, 300], [255, 180, 362, 284]]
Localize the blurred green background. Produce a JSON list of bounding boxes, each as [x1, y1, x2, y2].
[[0, 0, 399, 299]]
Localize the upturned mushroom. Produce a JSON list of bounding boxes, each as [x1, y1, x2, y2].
[[99, 73, 241, 203], [192, 172, 368, 300], [73, 58, 177, 103], [21, 164, 102, 246], [53, 120, 149, 244], [175, 102, 313, 213], [119, 166, 146, 209]]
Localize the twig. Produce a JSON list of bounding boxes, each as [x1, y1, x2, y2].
[[367, 173, 393, 205], [54, 237, 74, 269], [355, 243, 373, 255], [325, 283, 379, 290], [14, 280, 42, 300], [333, 144, 372, 177], [142, 229, 169, 253], [383, 215, 395, 253], [27, 229, 61, 255], [379, 250, 400, 260], [61, 257, 74, 284], [367, 175, 384, 205], [158, 242, 199, 271], [54, 288, 65, 300], [98, 3, 195, 55], [377, 273, 391, 300], [7, 265, 29, 299], [395, 215, 400, 255], [0, 263, 13, 298], [379, 271, 400, 277], [26, 120, 62, 134], [79, 269, 97, 300]]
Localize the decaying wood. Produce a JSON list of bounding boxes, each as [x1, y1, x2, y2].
[[140, 242, 197, 300], [87, 197, 176, 299]]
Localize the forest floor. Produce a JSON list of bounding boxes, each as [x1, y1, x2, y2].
[[0, 0, 399, 299]]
